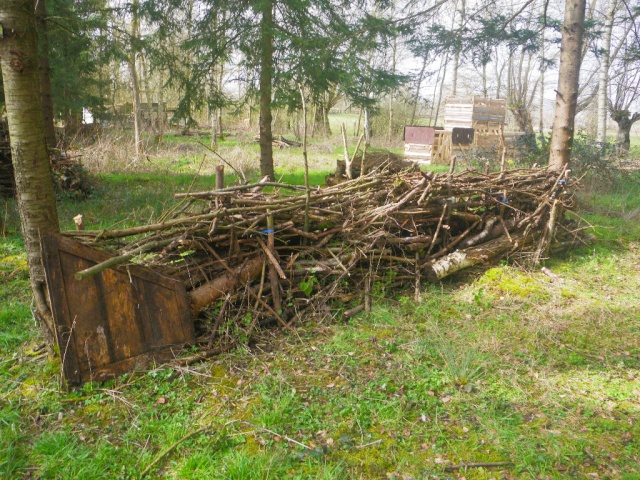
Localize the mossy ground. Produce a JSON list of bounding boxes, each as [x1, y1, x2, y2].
[[1, 138, 640, 478]]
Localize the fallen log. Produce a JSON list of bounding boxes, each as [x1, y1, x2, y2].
[[189, 255, 264, 314], [425, 231, 534, 282]]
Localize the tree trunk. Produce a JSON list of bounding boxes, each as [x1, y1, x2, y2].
[[217, 62, 224, 139], [411, 57, 427, 125], [209, 65, 218, 147], [35, 0, 56, 150], [510, 104, 535, 135], [129, 0, 143, 161], [451, 0, 465, 96], [259, 0, 275, 180], [596, 0, 617, 144], [611, 110, 640, 153], [0, 0, 60, 343], [364, 106, 371, 146], [313, 101, 330, 137], [388, 37, 397, 142], [538, 1, 546, 142], [548, 0, 587, 171]]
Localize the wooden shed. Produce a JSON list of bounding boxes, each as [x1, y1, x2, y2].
[[404, 97, 509, 164], [403, 126, 444, 163]]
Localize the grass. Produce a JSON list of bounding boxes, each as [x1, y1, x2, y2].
[[1, 136, 640, 478]]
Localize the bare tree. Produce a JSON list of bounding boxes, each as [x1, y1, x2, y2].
[[606, 4, 640, 152], [596, 0, 618, 143]]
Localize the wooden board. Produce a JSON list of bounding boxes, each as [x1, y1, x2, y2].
[[444, 97, 506, 130], [42, 234, 195, 384], [404, 126, 437, 145], [404, 143, 433, 162], [452, 127, 474, 146]]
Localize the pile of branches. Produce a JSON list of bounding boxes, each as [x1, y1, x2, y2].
[[64, 167, 579, 346], [0, 120, 92, 200]]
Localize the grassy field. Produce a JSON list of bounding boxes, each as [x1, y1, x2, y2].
[[1, 135, 640, 479]]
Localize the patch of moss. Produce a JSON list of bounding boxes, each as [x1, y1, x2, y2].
[[478, 266, 549, 301]]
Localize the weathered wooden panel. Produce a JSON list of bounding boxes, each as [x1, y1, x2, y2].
[[444, 97, 506, 130], [404, 126, 436, 145], [42, 234, 194, 384], [404, 143, 433, 162]]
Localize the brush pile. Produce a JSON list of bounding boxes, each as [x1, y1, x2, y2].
[[63, 167, 580, 343], [0, 120, 92, 200]]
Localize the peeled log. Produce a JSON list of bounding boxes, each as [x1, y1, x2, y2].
[[189, 256, 264, 314], [426, 232, 533, 282]]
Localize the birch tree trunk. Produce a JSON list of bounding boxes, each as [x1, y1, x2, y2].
[[364, 106, 371, 146], [596, 0, 617, 144], [0, 0, 60, 343], [548, 0, 587, 170]]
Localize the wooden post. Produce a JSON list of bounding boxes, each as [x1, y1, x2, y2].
[[73, 214, 85, 231], [266, 214, 281, 313], [341, 123, 352, 179], [215, 165, 224, 190]]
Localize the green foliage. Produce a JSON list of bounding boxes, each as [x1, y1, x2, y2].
[[299, 276, 317, 297], [47, 0, 110, 119]]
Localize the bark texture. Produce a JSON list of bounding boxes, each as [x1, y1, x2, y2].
[[548, 0, 587, 170], [258, 0, 275, 181], [0, 0, 60, 340]]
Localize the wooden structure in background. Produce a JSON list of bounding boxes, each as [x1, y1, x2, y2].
[[403, 126, 443, 161], [42, 234, 195, 384], [443, 97, 506, 130], [404, 97, 512, 164]]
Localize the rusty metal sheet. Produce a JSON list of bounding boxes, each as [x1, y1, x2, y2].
[[42, 234, 195, 384], [452, 127, 475, 146], [404, 126, 436, 145]]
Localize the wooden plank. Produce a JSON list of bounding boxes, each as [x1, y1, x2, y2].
[[41, 236, 82, 384], [42, 234, 195, 384], [404, 126, 436, 145]]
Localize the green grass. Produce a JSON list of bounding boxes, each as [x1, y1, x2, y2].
[[1, 157, 640, 477]]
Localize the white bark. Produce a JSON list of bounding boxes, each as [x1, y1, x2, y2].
[[596, 0, 617, 144]]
